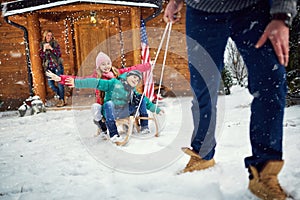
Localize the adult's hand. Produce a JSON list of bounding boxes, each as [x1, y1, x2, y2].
[[163, 0, 184, 23], [46, 70, 61, 82], [255, 20, 290, 66]]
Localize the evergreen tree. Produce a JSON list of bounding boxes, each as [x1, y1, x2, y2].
[[288, 4, 300, 71], [222, 67, 233, 95], [286, 3, 300, 105]]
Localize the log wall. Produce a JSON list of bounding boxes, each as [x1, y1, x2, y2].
[[0, 3, 189, 111], [0, 15, 29, 110]]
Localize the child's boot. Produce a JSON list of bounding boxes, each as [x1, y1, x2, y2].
[[93, 120, 108, 139], [140, 126, 150, 134], [106, 121, 122, 143]]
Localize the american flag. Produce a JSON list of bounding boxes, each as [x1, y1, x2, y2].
[[140, 20, 154, 101]]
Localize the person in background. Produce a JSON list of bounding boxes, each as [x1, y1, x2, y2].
[[39, 30, 65, 107], [64, 70, 164, 143], [164, 0, 297, 199]]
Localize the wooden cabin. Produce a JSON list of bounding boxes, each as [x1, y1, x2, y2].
[[0, 0, 190, 111]]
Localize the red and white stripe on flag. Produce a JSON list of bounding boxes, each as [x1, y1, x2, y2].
[[141, 20, 154, 101]]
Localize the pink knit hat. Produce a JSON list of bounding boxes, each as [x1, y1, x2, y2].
[[95, 52, 112, 69]]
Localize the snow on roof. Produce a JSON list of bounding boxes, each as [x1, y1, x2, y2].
[[1, 0, 159, 17]]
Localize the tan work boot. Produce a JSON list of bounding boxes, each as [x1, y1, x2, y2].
[[248, 160, 287, 200], [56, 99, 65, 107], [179, 147, 215, 174]]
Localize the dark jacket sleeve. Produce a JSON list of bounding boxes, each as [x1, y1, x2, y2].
[[270, 0, 297, 18]]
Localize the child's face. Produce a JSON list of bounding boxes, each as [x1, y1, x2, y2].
[[127, 75, 141, 88], [97, 61, 112, 74]]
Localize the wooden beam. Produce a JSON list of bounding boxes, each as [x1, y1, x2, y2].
[[38, 4, 130, 13], [130, 7, 141, 65], [26, 13, 47, 101], [66, 18, 76, 75]]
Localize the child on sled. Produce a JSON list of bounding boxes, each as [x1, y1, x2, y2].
[[46, 52, 151, 137], [62, 70, 164, 143]]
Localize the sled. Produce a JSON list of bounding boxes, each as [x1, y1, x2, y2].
[[114, 116, 134, 146], [114, 114, 160, 146]]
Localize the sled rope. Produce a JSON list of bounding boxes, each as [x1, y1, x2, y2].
[[155, 22, 172, 113], [134, 22, 172, 118], [114, 23, 172, 145]]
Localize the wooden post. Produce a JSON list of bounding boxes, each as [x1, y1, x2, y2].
[[131, 7, 141, 65], [26, 13, 46, 102], [66, 18, 76, 75]]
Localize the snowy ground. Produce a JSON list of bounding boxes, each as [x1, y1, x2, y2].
[[0, 86, 300, 200]]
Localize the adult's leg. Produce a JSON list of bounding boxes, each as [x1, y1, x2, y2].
[[56, 65, 65, 100], [186, 6, 230, 159], [231, 6, 288, 197], [230, 2, 286, 168], [47, 79, 59, 95]]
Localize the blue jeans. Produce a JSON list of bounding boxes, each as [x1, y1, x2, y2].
[[47, 66, 65, 100], [104, 98, 149, 137], [186, 1, 286, 168]]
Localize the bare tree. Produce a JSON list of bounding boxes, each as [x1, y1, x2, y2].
[[224, 38, 248, 86]]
